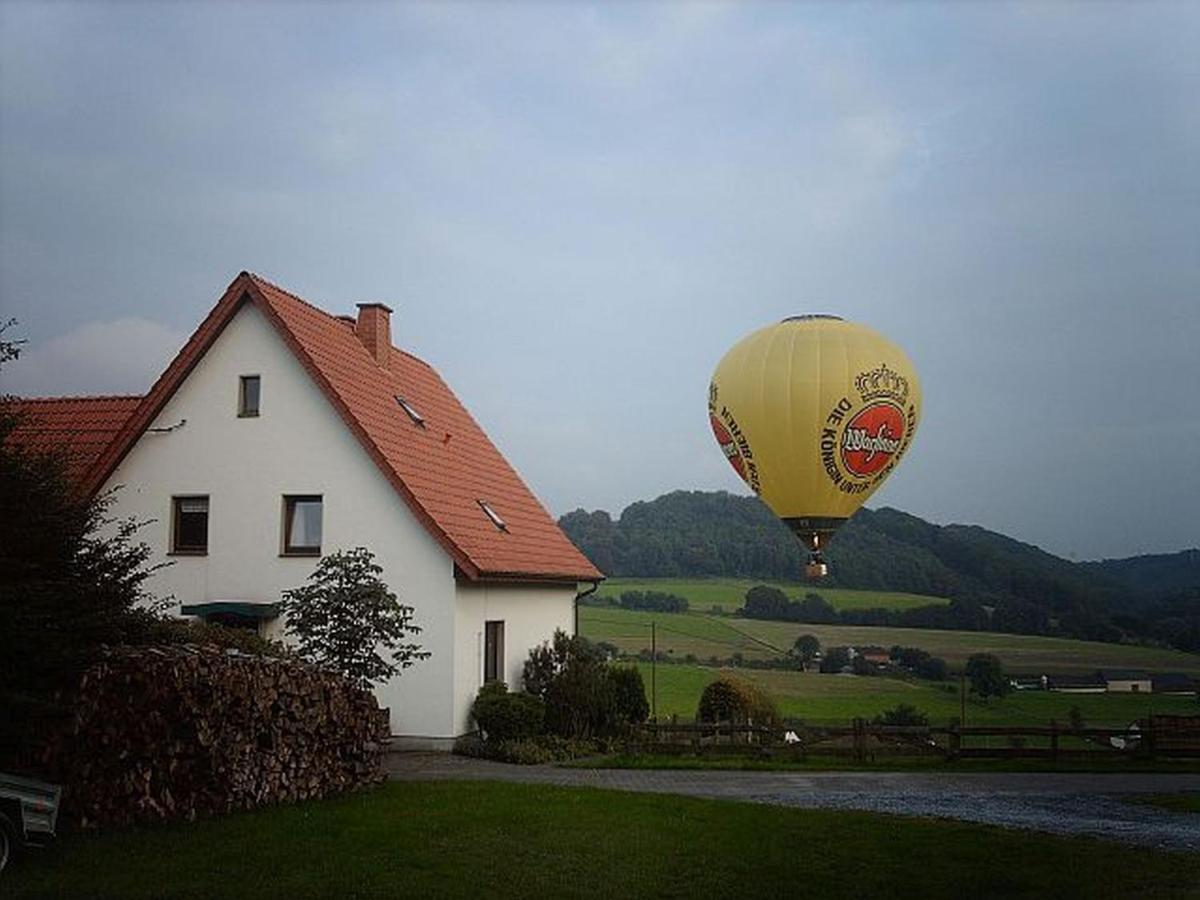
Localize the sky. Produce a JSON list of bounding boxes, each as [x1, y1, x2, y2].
[[1, 2, 1197, 561]]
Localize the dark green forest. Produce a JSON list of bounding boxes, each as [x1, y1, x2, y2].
[[559, 491, 1200, 652]]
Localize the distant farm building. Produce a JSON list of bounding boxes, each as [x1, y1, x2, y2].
[[1100, 671, 1153, 694]]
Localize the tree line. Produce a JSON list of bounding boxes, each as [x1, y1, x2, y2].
[[560, 491, 1200, 653]]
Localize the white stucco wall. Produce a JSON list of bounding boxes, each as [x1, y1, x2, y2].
[[102, 302, 463, 737], [452, 582, 577, 732]]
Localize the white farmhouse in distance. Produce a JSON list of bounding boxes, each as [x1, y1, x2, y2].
[[9, 272, 603, 748]]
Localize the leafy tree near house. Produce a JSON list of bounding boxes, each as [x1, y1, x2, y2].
[[792, 633, 821, 664], [281, 547, 429, 688], [965, 653, 1011, 700]]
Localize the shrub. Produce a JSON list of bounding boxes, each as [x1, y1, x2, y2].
[[618, 591, 689, 613], [524, 630, 618, 738], [453, 733, 600, 765], [127, 615, 290, 658], [470, 682, 545, 743], [696, 676, 778, 725], [609, 666, 650, 725], [873, 704, 929, 727]]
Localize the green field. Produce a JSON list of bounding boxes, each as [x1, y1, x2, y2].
[[8, 782, 1200, 900], [580, 606, 1200, 676], [632, 663, 1199, 726], [595, 577, 948, 613]]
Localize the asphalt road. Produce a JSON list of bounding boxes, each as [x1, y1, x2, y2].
[[387, 753, 1200, 852]]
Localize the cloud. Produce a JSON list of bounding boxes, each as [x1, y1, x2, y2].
[[1, 318, 185, 397]]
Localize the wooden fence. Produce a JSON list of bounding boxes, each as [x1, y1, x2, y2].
[[629, 715, 1200, 762]]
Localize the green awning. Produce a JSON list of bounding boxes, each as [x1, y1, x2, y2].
[[180, 601, 280, 620]]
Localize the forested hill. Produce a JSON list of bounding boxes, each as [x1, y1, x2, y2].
[[559, 491, 1200, 649]]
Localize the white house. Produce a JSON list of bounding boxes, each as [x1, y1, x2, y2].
[[9, 272, 603, 748]]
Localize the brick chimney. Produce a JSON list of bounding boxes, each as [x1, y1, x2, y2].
[[355, 302, 393, 367]]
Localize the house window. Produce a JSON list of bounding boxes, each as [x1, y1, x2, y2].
[[171, 496, 209, 554], [283, 495, 323, 555], [239, 375, 261, 417], [484, 620, 505, 684], [478, 500, 507, 532], [394, 395, 424, 426]]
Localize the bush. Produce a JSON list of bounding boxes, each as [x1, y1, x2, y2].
[[470, 682, 545, 743], [618, 591, 689, 613], [525, 630, 620, 738], [873, 704, 929, 727], [696, 676, 778, 725], [453, 733, 601, 765], [126, 614, 290, 658], [609, 666, 650, 725]]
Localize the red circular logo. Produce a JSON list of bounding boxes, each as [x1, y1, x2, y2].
[[710, 414, 747, 481], [841, 402, 905, 478]]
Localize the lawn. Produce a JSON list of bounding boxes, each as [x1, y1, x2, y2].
[[595, 577, 948, 613], [632, 663, 1200, 727], [8, 781, 1200, 900], [580, 605, 1200, 676]]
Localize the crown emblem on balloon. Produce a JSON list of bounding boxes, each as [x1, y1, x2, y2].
[[854, 363, 909, 406]]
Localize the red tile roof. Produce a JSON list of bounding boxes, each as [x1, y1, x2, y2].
[[75, 272, 601, 583], [4, 395, 141, 487]]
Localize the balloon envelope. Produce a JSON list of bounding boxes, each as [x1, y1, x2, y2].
[[708, 316, 921, 573]]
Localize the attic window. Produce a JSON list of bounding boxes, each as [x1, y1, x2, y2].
[[478, 500, 507, 532], [394, 395, 424, 426]]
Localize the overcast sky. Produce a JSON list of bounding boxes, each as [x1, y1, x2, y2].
[[1, 2, 1197, 561]]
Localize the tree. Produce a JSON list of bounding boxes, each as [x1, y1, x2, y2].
[[281, 547, 429, 687], [819, 646, 851, 673], [965, 653, 1010, 699], [522, 630, 622, 738], [1, 325, 166, 768], [792, 633, 821, 664], [609, 666, 650, 725], [797, 593, 838, 624], [741, 585, 790, 620]]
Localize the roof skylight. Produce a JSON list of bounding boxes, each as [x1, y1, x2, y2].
[[478, 500, 508, 532], [394, 395, 425, 426]]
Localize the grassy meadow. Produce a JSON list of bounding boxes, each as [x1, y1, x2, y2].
[[594, 577, 949, 613], [9, 781, 1200, 900], [579, 605, 1200, 676], [630, 663, 1199, 726]]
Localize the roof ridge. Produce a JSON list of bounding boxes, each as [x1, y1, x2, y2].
[[246, 271, 434, 371], [245, 272, 340, 320]]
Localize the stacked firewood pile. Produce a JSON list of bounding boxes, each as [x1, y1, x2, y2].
[[41, 645, 390, 829]]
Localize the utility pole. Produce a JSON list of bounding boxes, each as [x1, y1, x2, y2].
[[651, 620, 658, 722]]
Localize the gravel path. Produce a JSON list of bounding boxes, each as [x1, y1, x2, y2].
[[387, 753, 1200, 852]]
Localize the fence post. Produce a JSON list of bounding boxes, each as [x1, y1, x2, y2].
[[949, 723, 960, 760]]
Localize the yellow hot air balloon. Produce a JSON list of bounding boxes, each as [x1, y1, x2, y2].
[[708, 316, 921, 578]]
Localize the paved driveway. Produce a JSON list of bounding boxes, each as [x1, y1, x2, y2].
[[387, 753, 1200, 851]]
